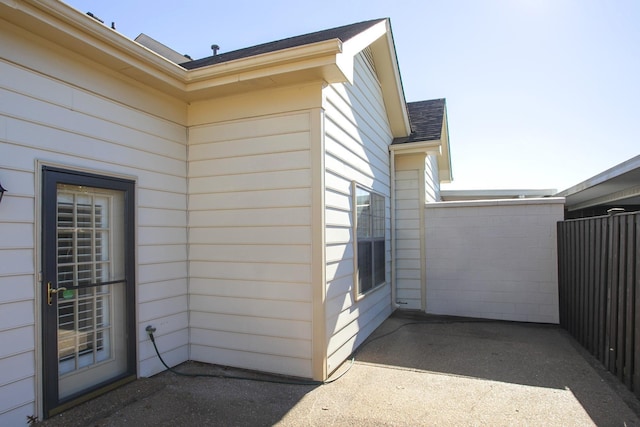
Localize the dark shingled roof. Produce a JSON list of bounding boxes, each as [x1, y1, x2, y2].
[[393, 99, 446, 144], [181, 18, 387, 70]]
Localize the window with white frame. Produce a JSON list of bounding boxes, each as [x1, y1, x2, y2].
[[354, 184, 385, 295]]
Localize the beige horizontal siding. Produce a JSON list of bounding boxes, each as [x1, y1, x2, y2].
[[189, 207, 311, 227], [187, 108, 315, 378], [190, 169, 311, 194], [425, 155, 441, 202], [326, 289, 390, 373], [394, 169, 422, 309], [190, 278, 312, 302], [0, 38, 189, 422], [0, 275, 33, 306], [190, 312, 312, 340], [0, 377, 34, 425], [323, 53, 393, 375], [190, 345, 311, 379], [188, 226, 311, 245], [191, 328, 311, 359], [1, 23, 186, 123], [190, 244, 311, 264]]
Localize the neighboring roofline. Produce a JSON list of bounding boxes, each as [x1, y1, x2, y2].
[[426, 197, 565, 209], [557, 154, 640, 197], [441, 189, 557, 202], [557, 154, 640, 211], [2, 0, 411, 131]]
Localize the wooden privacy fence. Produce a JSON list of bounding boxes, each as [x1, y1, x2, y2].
[[557, 212, 640, 396]]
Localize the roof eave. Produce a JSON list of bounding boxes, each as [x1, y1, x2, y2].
[[3, 0, 413, 117], [184, 39, 346, 100], [1, 0, 189, 97], [390, 139, 442, 155], [2, 0, 350, 101], [390, 111, 453, 184]]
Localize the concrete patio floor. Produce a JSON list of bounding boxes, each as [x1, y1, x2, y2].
[[38, 311, 640, 426]]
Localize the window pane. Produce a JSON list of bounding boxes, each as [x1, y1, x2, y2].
[[373, 239, 385, 286], [372, 194, 384, 237], [358, 241, 373, 293], [357, 209, 371, 238], [355, 185, 386, 295], [356, 188, 371, 238], [372, 194, 385, 217], [373, 217, 385, 238], [356, 187, 370, 207]]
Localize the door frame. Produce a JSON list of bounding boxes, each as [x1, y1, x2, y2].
[[40, 165, 137, 418]]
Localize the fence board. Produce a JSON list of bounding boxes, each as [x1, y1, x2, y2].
[[607, 216, 618, 371], [558, 212, 639, 396], [625, 215, 635, 387], [617, 216, 626, 381], [568, 224, 578, 336], [595, 219, 606, 362], [634, 214, 640, 397], [591, 219, 598, 354], [576, 221, 586, 345]]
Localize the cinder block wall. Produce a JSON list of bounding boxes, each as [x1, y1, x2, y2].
[[424, 198, 565, 323]]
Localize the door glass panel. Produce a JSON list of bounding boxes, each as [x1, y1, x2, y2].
[[55, 184, 127, 398]]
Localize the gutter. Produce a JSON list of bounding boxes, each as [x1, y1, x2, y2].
[[389, 139, 442, 155]]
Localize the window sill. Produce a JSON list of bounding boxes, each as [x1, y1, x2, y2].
[[354, 281, 387, 302]]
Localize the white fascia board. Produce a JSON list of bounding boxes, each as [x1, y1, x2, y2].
[[336, 19, 388, 84], [389, 140, 442, 155], [186, 39, 344, 85], [370, 21, 411, 137], [438, 111, 453, 183], [4, 0, 189, 87]]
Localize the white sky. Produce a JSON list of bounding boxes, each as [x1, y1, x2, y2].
[[65, 0, 640, 192]]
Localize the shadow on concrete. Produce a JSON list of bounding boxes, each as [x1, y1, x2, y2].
[[38, 363, 318, 427], [38, 311, 640, 426], [356, 310, 640, 427]]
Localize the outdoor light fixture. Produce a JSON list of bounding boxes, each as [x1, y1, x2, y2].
[[0, 181, 6, 205]]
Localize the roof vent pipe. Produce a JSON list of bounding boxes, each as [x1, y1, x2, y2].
[[211, 44, 220, 56]]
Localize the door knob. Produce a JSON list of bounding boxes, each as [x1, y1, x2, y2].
[[47, 282, 67, 306]]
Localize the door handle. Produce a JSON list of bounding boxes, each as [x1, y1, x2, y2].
[[47, 282, 67, 306]]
